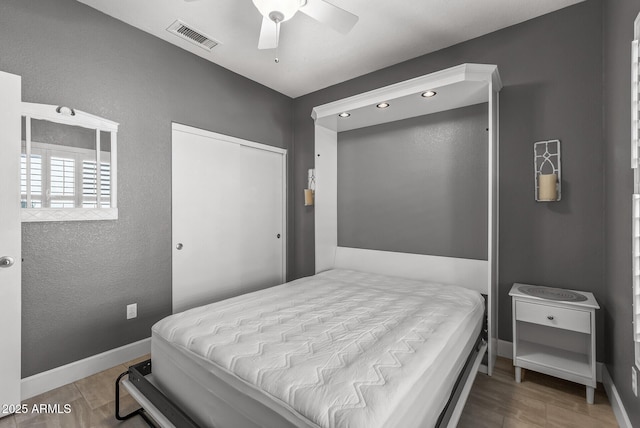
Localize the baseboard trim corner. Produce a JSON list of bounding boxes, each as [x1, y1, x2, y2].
[[497, 339, 512, 359], [602, 365, 633, 428], [21, 337, 151, 400]]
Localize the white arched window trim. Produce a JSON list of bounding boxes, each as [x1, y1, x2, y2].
[[20, 102, 118, 222]]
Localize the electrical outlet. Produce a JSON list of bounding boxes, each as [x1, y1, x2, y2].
[[126, 303, 137, 320], [633, 366, 638, 397]]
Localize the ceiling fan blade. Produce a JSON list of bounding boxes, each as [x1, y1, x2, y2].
[[300, 0, 358, 34], [258, 16, 279, 49]]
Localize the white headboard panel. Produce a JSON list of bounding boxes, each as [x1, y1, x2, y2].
[[333, 247, 489, 294]]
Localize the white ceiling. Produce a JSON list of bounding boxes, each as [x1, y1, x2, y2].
[[76, 0, 584, 98]]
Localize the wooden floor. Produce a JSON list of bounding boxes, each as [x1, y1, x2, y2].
[[0, 355, 150, 428], [458, 357, 618, 428], [0, 356, 618, 428]]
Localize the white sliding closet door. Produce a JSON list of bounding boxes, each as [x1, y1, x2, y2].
[[172, 125, 285, 313], [172, 129, 242, 312], [239, 146, 285, 290]]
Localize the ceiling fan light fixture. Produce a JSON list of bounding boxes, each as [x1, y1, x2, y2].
[[252, 0, 303, 22]]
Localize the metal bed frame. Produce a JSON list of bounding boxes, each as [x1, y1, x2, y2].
[[115, 360, 198, 428]]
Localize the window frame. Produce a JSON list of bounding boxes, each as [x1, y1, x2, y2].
[[632, 12, 640, 370], [20, 102, 118, 222]]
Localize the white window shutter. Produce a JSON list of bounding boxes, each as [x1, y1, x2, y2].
[[83, 160, 110, 208], [634, 194, 640, 342], [82, 160, 97, 208], [50, 156, 75, 197], [633, 40, 639, 168], [20, 153, 42, 208], [100, 161, 111, 207]]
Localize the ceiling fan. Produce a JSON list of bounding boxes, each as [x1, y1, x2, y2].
[[185, 0, 358, 52]]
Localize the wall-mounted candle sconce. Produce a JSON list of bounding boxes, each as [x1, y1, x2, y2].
[[534, 139, 561, 202], [304, 169, 315, 206]]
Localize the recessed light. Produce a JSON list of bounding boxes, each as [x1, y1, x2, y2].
[[421, 90, 437, 98], [376, 102, 390, 109], [338, 112, 351, 118]]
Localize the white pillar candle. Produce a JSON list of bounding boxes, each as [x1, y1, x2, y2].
[[538, 173, 558, 201], [304, 189, 314, 206]]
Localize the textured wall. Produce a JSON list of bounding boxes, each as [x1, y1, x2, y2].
[[29, 119, 98, 151], [0, 0, 293, 377], [293, 1, 605, 358], [337, 104, 488, 260], [603, 0, 640, 424]]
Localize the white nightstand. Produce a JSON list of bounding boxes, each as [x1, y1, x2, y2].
[[509, 283, 599, 404]]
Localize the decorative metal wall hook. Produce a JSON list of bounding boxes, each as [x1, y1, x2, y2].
[[55, 106, 76, 116]]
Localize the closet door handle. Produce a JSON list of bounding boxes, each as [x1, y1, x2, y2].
[[176, 243, 183, 250], [0, 256, 15, 268]]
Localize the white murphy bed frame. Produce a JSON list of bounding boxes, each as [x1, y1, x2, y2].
[[312, 63, 501, 375], [117, 63, 501, 428], [310, 63, 501, 425]]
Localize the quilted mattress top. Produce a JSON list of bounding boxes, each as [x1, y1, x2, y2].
[[152, 269, 483, 428]]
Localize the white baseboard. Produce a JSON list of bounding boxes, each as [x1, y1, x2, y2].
[[21, 337, 151, 400], [496, 339, 603, 383], [602, 365, 633, 428], [497, 339, 512, 359]]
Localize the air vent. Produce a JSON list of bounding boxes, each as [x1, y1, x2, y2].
[[167, 20, 220, 51]]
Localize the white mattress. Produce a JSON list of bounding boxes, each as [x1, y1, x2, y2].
[[151, 269, 484, 428]]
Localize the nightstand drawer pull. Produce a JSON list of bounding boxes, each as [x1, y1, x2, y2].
[[515, 301, 590, 333]]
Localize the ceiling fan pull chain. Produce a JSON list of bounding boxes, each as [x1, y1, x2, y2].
[[275, 20, 280, 63]]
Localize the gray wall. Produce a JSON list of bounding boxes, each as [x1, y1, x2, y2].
[[29, 119, 98, 151], [603, 0, 640, 424], [293, 0, 605, 358], [337, 104, 488, 260], [0, 0, 293, 377]]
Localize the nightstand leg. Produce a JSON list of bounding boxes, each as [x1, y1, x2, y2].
[[586, 386, 594, 404], [515, 366, 522, 383]]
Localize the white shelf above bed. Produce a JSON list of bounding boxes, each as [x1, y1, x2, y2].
[[312, 63, 502, 133]]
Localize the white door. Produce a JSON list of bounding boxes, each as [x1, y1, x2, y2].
[[172, 128, 242, 312], [0, 72, 22, 409], [239, 146, 285, 290], [172, 125, 286, 313]]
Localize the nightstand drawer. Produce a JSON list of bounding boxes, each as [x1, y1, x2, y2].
[[515, 301, 590, 333]]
